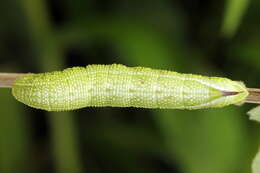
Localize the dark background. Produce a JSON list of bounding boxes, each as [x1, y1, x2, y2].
[[0, 0, 260, 173]]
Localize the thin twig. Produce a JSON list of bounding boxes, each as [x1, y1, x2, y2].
[[0, 73, 26, 88], [1, 73, 260, 104], [245, 88, 260, 104]]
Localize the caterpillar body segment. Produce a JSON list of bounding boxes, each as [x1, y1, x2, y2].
[[12, 64, 249, 111]]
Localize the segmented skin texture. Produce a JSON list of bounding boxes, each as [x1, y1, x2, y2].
[[12, 64, 249, 111]]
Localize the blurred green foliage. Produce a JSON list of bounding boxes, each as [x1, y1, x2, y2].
[[222, 0, 250, 37], [0, 0, 260, 173], [248, 105, 260, 123], [253, 147, 260, 173]]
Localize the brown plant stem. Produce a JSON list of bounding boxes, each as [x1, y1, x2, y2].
[[246, 88, 260, 104], [0, 73, 26, 88]]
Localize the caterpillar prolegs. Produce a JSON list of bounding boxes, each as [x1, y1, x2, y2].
[[12, 64, 248, 111]]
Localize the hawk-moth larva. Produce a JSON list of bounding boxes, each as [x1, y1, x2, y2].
[[12, 64, 249, 111]]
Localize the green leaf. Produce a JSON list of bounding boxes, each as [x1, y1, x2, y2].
[[252, 147, 260, 173], [247, 106, 260, 122]]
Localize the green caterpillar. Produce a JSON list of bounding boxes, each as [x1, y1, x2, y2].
[[12, 64, 249, 111]]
